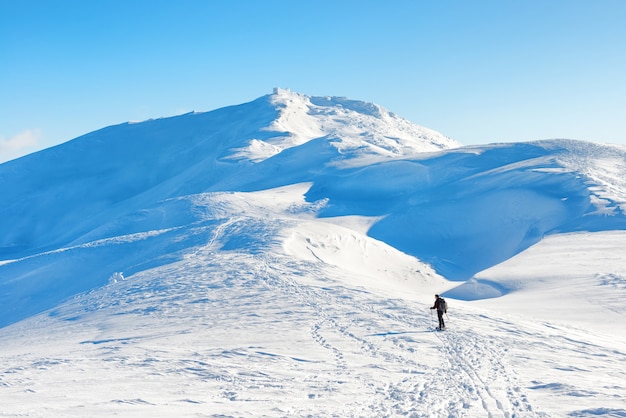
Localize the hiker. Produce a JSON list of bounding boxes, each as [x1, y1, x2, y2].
[[430, 294, 446, 330]]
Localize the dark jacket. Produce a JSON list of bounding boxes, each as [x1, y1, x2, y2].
[[431, 297, 445, 312]]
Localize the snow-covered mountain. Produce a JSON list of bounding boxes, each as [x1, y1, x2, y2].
[[1, 89, 625, 417]]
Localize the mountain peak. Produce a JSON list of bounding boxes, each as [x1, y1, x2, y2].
[[229, 88, 461, 165], [269, 87, 386, 119]]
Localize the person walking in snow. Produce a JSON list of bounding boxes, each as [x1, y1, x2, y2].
[[430, 294, 446, 330]]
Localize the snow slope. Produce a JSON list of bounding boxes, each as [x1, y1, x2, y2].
[[1, 89, 625, 417]]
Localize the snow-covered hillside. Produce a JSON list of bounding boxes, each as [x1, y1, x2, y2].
[[1, 89, 625, 417]]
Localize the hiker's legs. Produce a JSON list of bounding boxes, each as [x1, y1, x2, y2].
[[438, 311, 445, 329]]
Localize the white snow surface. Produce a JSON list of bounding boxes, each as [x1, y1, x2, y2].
[[1, 89, 625, 417]]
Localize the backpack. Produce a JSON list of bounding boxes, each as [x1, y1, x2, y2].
[[438, 298, 447, 313]]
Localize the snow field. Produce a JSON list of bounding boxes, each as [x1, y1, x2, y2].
[[0, 248, 542, 417], [1, 183, 623, 416]]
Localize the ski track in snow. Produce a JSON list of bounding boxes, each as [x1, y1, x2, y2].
[[2, 247, 591, 417], [1, 213, 625, 417]]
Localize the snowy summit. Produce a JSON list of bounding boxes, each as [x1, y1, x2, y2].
[[1, 89, 625, 417]]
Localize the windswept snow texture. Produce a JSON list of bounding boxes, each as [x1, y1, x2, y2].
[[1, 89, 626, 417]]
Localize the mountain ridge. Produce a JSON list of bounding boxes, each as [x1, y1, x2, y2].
[[0, 89, 457, 257], [1, 90, 626, 324]]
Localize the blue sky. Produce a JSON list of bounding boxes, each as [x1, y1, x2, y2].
[[1, 0, 625, 162]]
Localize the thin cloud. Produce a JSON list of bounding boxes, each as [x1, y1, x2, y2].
[[0, 129, 42, 163]]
